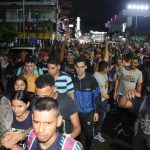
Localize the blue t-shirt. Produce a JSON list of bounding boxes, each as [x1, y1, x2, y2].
[[12, 111, 32, 131]]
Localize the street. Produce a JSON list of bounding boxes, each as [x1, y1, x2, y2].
[[91, 112, 132, 150]]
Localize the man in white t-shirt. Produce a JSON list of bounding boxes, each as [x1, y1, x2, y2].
[[93, 61, 109, 142], [114, 56, 142, 98], [113, 55, 143, 136]]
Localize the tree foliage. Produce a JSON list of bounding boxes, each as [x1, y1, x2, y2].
[[40, 19, 54, 34], [40, 19, 54, 47], [0, 23, 19, 45]]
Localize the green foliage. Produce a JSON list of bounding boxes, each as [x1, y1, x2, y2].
[[129, 35, 147, 42], [40, 19, 54, 33], [0, 23, 19, 45], [39, 19, 54, 47], [126, 26, 150, 42]]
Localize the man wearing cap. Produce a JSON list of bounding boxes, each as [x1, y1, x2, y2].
[[59, 41, 75, 80], [37, 50, 49, 74], [62, 51, 75, 79], [118, 82, 150, 150]]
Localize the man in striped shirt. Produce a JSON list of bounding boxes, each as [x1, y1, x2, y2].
[[47, 57, 74, 100]]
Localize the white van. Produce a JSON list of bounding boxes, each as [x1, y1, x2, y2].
[[9, 46, 38, 55]]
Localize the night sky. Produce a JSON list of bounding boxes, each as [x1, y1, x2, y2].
[[72, 0, 131, 32], [4, 0, 148, 33]]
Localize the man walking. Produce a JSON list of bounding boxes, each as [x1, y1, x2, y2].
[[74, 57, 100, 150]]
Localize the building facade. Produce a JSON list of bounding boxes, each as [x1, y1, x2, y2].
[[0, 0, 73, 42]]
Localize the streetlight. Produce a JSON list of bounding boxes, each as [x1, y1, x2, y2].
[[16, 9, 22, 32], [127, 3, 149, 38], [127, 4, 149, 10]]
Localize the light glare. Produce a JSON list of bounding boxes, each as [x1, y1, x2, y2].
[[127, 4, 149, 10], [145, 5, 149, 10], [132, 5, 136, 9], [141, 5, 145, 10], [127, 4, 132, 9], [136, 5, 140, 10]]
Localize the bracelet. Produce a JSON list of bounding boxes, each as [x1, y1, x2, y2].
[[18, 130, 26, 141]]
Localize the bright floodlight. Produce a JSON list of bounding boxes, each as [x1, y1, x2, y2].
[[136, 5, 140, 10], [141, 5, 145, 10], [127, 4, 132, 9], [132, 5, 136, 9], [127, 4, 149, 10], [145, 5, 149, 10]]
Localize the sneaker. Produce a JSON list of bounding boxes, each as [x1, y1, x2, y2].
[[93, 132, 105, 142]]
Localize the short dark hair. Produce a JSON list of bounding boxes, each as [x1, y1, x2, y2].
[[75, 57, 87, 65], [124, 53, 132, 62], [114, 56, 122, 64], [98, 61, 108, 72], [11, 90, 30, 104], [47, 57, 61, 65], [32, 97, 60, 116], [35, 74, 55, 88], [131, 55, 139, 62], [25, 54, 36, 64]]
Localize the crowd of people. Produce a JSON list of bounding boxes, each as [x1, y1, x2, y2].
[[0, 37, 150, 150]]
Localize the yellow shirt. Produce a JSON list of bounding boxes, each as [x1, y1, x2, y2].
[[23, 74, 39, 93]]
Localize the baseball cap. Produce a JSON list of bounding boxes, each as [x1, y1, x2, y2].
[[66, 50, 73, 55], [40, 51, 49, 57]]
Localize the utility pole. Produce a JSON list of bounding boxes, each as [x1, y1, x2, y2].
[[56, 0, 59, 41], [135, 15, 138, 40], [22, 0, 25, 44]]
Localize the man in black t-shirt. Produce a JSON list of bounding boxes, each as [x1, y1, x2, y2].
[[35, 74, 81, 139], [118, 83, 150, 150], [62, 51, 75, 79], [37, 51, 49, 74]]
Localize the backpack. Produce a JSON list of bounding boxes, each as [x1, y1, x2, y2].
[[26, 130, 36, 150], [0, 95, 13, 140], [20, 66, 40, 75], [27, 130, 82, 150], [134, 96, 148, 136]]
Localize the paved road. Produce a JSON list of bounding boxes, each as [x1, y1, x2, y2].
[[91, 112, 133, 150]]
